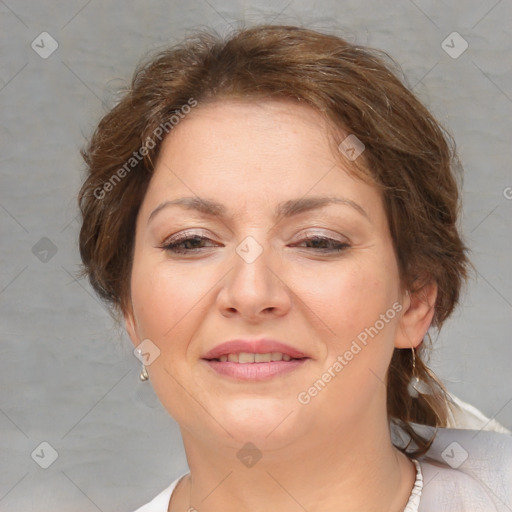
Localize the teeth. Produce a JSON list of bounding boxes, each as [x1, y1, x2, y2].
[[238, 352, 255, 363], [255, 353, 272, 363], [216, 352, 294, 363]]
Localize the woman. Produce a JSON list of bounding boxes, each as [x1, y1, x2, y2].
[[78, 24, 511, 511]]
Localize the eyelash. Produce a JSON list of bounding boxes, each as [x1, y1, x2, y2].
[[160, 235, 350, 254]]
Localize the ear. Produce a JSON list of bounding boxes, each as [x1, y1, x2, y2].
[[123, 302, 140, 348], [395, 280, 437, 349]]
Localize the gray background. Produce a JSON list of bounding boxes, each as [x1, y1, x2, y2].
[[1, 1, 511, 510]]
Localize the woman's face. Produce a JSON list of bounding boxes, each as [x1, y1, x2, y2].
[[125, 98, 417, 451]]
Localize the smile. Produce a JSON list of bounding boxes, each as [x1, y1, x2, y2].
[[212, 351, 295, 363], [203, 352, 309, 380]]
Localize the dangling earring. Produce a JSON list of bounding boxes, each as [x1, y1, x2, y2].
[[407, 347, 429, 397], [139, 365, 149, 382]]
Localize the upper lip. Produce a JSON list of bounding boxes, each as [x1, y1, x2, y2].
[[202, 338, 309, 360]]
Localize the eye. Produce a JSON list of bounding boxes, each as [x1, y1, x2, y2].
[[160, 234, 220, 254], [292, 235, 350, 253], [159, 233, 350, 255]]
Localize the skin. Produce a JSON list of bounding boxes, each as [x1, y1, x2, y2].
[[124, 98, 438, 512]]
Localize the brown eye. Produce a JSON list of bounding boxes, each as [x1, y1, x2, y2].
[[161, 235, 219, 254], [293, 236, 350, 253]]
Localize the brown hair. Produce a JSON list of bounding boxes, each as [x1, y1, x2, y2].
[[78, 24, 472, 456]]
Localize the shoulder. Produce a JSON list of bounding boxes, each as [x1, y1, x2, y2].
[[131, 473, 189, 512], [417, 427, 512, 511], [419, 459, 501, 511]]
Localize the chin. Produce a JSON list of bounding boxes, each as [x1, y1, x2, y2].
[[213, 397, 303, 446]]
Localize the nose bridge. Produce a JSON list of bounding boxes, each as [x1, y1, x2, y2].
[[232, 233, 274, 293]]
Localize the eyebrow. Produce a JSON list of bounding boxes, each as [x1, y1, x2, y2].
[[147, 195, 370, 225]]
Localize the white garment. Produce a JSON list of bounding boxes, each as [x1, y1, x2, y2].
[[403, 459, 423, 511], [132, 394, 512, 512], [445, 393, 511, 434]]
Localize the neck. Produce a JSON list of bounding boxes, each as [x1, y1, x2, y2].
[[172, 412, 417, 512]]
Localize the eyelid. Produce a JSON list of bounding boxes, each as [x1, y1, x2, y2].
[[160, 226, 349, 244], [162, 228, 213, 244], [293, 227, 349, 242]]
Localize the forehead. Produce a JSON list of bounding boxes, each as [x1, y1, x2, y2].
[[140, 98, 380, 222], [159, 97, 336, 164]]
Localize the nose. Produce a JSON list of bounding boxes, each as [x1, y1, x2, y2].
[[216, 237, 292, 322]]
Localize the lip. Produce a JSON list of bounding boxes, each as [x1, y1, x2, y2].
[[201, 338, 309, 360], [201, 338, 310, 382], [203, 359, 308, 381]]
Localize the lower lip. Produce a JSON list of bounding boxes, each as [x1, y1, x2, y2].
[[202, 359, 309, 381]]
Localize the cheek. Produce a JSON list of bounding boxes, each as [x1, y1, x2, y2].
[[293, 256, 400, 342], [128, 251, 200, 374], [129, 257, 209, 421], [297, 253, 401, 392], [131, 263, 204, 347]]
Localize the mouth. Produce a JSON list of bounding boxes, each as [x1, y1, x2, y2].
[[201, 339, 311, 381], [202, 338, 309, 360], [206, 351, 304, 363]]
